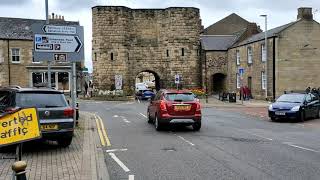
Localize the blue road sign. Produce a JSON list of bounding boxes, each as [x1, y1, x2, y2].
[[239, 68, 244, 76]]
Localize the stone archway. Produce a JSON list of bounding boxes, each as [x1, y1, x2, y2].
[[211, 73, 226, 94], [135, 70, 161, 91]]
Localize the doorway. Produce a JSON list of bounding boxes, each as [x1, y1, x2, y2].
[[211, 73, 226, 94]]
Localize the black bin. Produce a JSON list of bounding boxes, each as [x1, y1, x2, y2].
[[229, 93, 236, 103]]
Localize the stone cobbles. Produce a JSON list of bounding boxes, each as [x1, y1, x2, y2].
[[0, 112, 108, 180]]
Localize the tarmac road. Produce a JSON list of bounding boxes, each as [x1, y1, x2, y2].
[[81, 100, 320, 180]]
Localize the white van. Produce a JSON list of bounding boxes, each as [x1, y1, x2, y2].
[[135, 83, 148, 92]]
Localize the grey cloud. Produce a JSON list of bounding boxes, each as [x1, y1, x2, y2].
[[54, 0, 99, 11], [0, 0, 27, 5]]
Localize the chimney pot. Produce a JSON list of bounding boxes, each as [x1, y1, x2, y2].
[[297, 7, 313, 20]]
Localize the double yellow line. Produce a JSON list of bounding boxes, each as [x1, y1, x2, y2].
[[94, 114, 111, 147]]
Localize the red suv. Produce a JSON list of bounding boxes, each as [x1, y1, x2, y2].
[[147, 89, 201, 131]]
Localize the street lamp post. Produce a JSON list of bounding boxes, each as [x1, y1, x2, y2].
[[260, 14, 268, 100]]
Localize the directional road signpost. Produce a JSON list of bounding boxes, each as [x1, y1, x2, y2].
[[32, 23, 84, 62], [32, 23, 84, 125]]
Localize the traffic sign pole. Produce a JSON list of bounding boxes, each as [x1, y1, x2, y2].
[[45, 0, 51, 89], [71, 62, 77, 125]]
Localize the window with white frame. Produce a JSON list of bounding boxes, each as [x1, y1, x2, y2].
[[0, 49, 4, 63], [247, 46, 252, 64], [236, 73, 240, 89], [11, 48, 20, 63], [261, 44, 266, 62], [236, 50, 240, 65], [261, 71, 266, 90]]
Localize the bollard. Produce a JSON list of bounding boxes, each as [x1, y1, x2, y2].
[[12, 161, 27, 180]]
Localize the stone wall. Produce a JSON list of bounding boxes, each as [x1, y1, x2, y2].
[[92, 6, 202, 92], [202, 51, 228, 94], [276, 20, 320, 97]]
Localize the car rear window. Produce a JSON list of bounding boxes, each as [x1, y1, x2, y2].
[[16, 92, 68, 108], [165, 93, 195, 102], [0, 91, 12, 109]]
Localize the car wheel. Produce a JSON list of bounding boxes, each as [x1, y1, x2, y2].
[[192, 122, 201, 131], [155, 115, 162, 131], [270, 117, 276, 121], [316, 108, 320, 119], [57, 137, 73, 147], [299, 110, 305, 122], [147, 111, 153, 123]]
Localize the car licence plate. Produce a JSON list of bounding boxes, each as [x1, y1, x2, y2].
[[174, 105, 191, 111], [275, 111, 286, 116], [41, 124, 58, 130]]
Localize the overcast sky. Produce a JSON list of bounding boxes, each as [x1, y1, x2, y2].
[[0, 0, 319, 72]]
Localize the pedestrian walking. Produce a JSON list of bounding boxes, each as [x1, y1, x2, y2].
[[84, 81, 88, 98]]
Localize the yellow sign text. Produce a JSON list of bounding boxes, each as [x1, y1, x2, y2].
[[0, 108, 41, 146]]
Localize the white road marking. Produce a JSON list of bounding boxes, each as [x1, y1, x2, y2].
[[129, 175, 135, 180], [139, 113, 147, 118], [247, 132, 273, 141], [106, 149, 128, 153], [113, 115, 119, 118], [120, 116, 131, 123], [109, 153, 130, 172], [177, 136, 195, 146], [283, 142, 319, 153]]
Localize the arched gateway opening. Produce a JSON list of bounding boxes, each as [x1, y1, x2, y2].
[[211, 73, 226, 94], [135, 71, 160, 91]]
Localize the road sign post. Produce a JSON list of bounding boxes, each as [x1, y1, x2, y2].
[[238, 68, 245, 105]]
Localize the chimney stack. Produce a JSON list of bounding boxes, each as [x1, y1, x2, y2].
[[297, 7, 313, 20]]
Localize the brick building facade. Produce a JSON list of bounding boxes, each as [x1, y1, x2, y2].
[[202, 7, 320, 100], [228, 7, 320, 99]]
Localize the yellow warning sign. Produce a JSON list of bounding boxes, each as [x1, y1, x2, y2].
[[0, 108, 41, 147]]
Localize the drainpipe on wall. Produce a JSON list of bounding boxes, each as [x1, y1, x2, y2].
[[273, 37, 276, 100], [205, 51, 208, 103], [7, 40, 10, 86]]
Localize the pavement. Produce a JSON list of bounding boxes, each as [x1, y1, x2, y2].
[[0, 112, 109, 180], [201, 96, 271, 108], [79, 99, 320, 180]]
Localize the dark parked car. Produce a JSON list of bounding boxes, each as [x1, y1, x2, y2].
[[268, 92, 320, 121], [136, 89, 155, 100], [0, 87, 75, 147], [147, 89, 202, 131]]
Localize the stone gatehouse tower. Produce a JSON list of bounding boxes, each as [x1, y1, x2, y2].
[[92, 6, 202, 92]]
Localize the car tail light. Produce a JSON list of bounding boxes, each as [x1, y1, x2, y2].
[[64, 108, 74, 118], [160, 100, 167, 111], [196, 103, 201, 111]]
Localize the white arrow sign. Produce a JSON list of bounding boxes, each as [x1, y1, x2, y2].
[[43, 25, 76, 34], [34, 34, 82, 53]]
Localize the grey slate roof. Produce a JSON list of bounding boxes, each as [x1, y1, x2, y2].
[[201, 35, 238, 51], [0, 17, 79, 40], [234, 21, 297, 47]]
